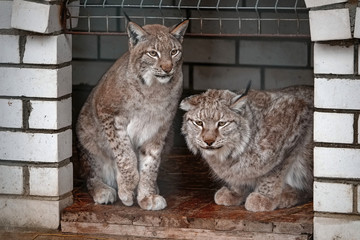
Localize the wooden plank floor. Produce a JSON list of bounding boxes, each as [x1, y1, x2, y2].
[[62, 148, 313, 240]]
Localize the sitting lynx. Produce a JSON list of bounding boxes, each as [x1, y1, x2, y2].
[[180, 85, 313, 212], [76, 19, 188, 210]]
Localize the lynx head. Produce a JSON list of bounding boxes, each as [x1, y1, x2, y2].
[[126, 19, 189, 85], [180, 88, 252, 160]]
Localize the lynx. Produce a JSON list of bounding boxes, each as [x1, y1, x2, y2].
[[180, 85, 313, 212], [76, 19, 189, 210]]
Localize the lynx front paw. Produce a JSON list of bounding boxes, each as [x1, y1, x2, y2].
[[245, 192, 279, 212], [138, 194, 167, 211], [214, 186, 245, 206], [92, 187, 117, 204], [118, 190, 134, 207]]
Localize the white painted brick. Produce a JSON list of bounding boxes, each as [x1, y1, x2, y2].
[[23, 34, 72, 64], [11, 0, 61, 33], [184, 38, 236, 64], [359, 116, 360, 144], [0, 35, 20, 63], [264, 68, 313, 89], [0, 66, 72, 98], [358, 186, 360, 213], [314, 217, 360, 240], [304, 0, 347, 8], [314, 182, 353, 213], [66, 0, 80, 29], [314, 112, 353, 144], [0, 165, 23, 194], [0, 130, 72, 163], [29, 162, 73, 196], [314, 147, 360, 179], [239, 40, 308, 67], [314, 43, 354, 74], [0, 99, 22, 128], [309, 9, 351, 41], [0, 1, 13, 29], [355, 8, 360, 39], [193, 66, 261, 91], [29, 98, 72, 130], [315, 78, 360, 110], [0, 195, 73, 229]]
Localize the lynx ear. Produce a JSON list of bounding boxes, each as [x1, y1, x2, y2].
[[230, 81, 252, 112], [127, 21, 148, 48], [170, 19, 189, 43], [180, 96, 197, 112]]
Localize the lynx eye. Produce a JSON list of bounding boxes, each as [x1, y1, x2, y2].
[[171, 49, 179, 56], [218, 121, 226, 127], [147, 51, 158, 58], [193, 120, 203, 127]]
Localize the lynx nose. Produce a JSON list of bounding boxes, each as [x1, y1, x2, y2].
[[204, 139, 215, 146], [161, 63, 173, 73]]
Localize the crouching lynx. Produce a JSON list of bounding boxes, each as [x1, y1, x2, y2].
[[76, 19, 189, 210], [180, 85, 313, 212]]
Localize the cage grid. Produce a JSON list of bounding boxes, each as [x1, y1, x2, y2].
[[65, 0, 310, 38]]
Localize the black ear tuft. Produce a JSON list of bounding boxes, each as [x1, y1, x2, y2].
[[230, 81, 252, 112]]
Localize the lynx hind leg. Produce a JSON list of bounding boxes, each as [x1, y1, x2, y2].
[[214, 186, 248, 206], [278, 185, 312, 209]]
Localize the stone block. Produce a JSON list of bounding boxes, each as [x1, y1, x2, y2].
[[314, 147, 360, 179], [0, 66, 72, 98], [0, 165, 23, 194], [193, 66, 261, 91], [11, 0, 62, 33], [0, 130, 72, 163], [264, 68, 313, 89], [29, 162, 73, 196], [309, 9, 351, 41], [0, 195, 73, 229], [72, 35, 98, 59], [72, 60, 112, 85], [0, 99, 22, 128], [239, 40, 308, 67], [99, 35, 128, 60], [314, 44, 354, 74], [29, 98, 72, 130], [314, 217, 360, 240], [0, 35, 20, 63], [314, 181, 353, 213], [314, 78, 360, 110], [23, 34, 72, 65], [354, 8, 360, 39], [0, 0, 13, 29], [314, 112, 353, 144]]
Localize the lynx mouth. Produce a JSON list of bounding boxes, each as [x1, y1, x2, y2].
[[155, 74, 172, 78], [201, 146, 222, 150]]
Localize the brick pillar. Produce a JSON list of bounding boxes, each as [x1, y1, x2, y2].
[[305, 0, 360, 238], [0, 0, 76, 229]]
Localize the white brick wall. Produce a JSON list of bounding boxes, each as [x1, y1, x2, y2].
[[0, 0, 13, 29], [313, 44, 354, 74], [29, 98, 72, 130], [0, 165, 23, 195], [314, 147, 360, 179], [313, 112, 353, 144], [304, 0, 347, 8], [11, 0, 62, 34], [314, 217, 360, 240], [0, 66, 72, 98], [29, 162, 73, 196], [0, 35, 20, 63], [354, 8, 360, 39], [0, 99, 23, 128], [315, 78, 360, 110], [309, 9, 351, 41], [314, 182, 353, 213], [23, 35, 72, 65], [0, 196, 73, 229], [0, 130, 72, 163]]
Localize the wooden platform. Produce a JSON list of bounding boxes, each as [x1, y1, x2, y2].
[[61, 149, 313, 239]]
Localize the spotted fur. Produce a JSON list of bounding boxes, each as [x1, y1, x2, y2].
[[180, 86, 313, 212], [77, 20, 189, 210]]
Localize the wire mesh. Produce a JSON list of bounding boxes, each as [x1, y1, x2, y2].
[[65, 0, 310, 37]]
